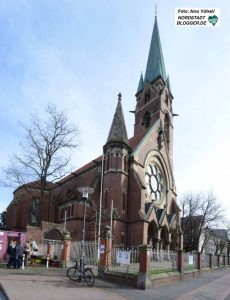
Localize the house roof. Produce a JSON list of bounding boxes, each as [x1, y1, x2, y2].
[[211, 229, 229, 240], [14, 180, 57, 193]]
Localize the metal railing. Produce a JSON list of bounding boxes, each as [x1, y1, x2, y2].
[[200, 254, 210, 268], [108, 247, 139, 274], [151, 250, 178, 272], [184, 253, 197, 270], [70, 241, 99, 274]]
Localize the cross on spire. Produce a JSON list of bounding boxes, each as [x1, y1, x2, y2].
[[118, 92, 122, 101], [155, 5, 157, 17]]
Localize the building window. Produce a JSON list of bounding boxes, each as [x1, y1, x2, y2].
[[124, 155, 127, 172], [144, 90, 150, 104], [107, 154, 110, 171], [115, 152, 119, 170], [143, 111, 151, 129], [31, 198, 39, 225], [104, 190, 108, 210], [164, 113, 170, 149], [165, 93, 169, 106], [71, 204, 74, 217], [121, 232, 125, 245], [122, 192, 126, 212]]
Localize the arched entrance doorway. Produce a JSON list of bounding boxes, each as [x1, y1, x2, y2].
[[147, 221, 158, 249], [160, 225, 169, 251]]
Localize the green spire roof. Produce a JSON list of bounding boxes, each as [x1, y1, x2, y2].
[[144, 16, 167, 83], [107, 93, 128, 144], [136, 73, 144, 95]]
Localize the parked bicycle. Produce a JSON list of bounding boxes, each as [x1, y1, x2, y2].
[[66, 258, 95, 287]]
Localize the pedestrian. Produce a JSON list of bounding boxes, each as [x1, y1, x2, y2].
[[6, 240, 17, 268], [16, 242, 24, 268], [24, 241, 31, 267]]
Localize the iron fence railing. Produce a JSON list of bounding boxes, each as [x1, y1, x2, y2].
[[184, 253, 197, 270], [108, 247, 139, 274], [151, 250, 178, 272]]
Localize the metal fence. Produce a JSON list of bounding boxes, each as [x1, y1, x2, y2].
[[36, 240, 63, 260], [200, 254, 210, 268], [184, 253, 197, 270], [108, 247, 139, 274], [70, 241, 99, 274], [151, 250, 178, 272], [212, 255, 218, 267], [219, 255, 224, 266]]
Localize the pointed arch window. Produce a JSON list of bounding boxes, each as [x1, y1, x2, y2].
[[122, 192, 126, 212], [165, 93, 169, 106], [104, 190, 108, 210], [164, 114, 170, 149], [107, 154, 110, 171], [144, 90, 150, 104], [143, 111, 151, 129], [115, 151, 120, 170], [123, 155, 127, 173]]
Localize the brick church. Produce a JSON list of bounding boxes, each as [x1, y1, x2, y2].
[[6, 16, 182, 250]]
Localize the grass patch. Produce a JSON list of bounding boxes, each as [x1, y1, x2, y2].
[[150, 268, 177, 275]]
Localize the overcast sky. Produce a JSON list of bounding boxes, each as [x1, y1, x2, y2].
[[0, 0, 229, 219]]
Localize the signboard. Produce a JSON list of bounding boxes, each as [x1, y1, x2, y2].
[[100, 245, 105, 254], [116, 251, 131, 265], [188, 255, 194, 265]]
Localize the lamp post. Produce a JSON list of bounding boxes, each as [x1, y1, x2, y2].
[[63, 207, 67, 232], [77, 186, 94, 273]]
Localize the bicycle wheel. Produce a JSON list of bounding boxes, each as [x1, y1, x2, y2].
[[67, 267, 81, 282], [83, 268, 95, 287]]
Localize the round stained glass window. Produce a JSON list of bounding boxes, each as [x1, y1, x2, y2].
[[145, 163, 163, 202]]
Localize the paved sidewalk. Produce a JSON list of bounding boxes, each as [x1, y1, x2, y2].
[[0, 265, 230, 300], [0, 266, 124, 300]]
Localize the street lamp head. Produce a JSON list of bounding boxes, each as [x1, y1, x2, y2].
[[77, 186, 94, 199]]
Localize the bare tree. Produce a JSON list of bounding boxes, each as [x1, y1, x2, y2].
[[0, 210, 7, 229], [180, 191, 225, 253], [2, 103, 80, 225]]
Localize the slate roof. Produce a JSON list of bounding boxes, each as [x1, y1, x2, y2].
[[106, 95, 128, 144], [144, 16, 167, 84]]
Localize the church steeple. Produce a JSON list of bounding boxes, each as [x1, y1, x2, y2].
[[107, 93, 128, 144], [134, 15, 173, 138], [136, 73, 144, 95], [144, 16, 167, 84]]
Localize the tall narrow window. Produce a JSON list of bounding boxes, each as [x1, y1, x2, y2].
[[143, 111, 151, 129], [104, 190, 108, 210], [71, 204, 74, 217], [124, 155, 127, 172], [31, 198, 38, 225], [115, 152, 119, 170], [61, 208, 64, 220], [121, 232, 125, 245], [164, 114, 170, 149], [122, 192, 126, 212], [107, 154, 110, 171], [144, 90, 150, 104]]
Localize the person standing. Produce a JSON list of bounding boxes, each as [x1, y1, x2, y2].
[[16, 242, 24, 269], [24, 241, 31, 267], [7, 240, 17, 268]]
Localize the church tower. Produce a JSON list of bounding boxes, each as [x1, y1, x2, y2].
[[134, 16, 174, 163], [103, 93, 131, 245], [126, 14, 181, 249]]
